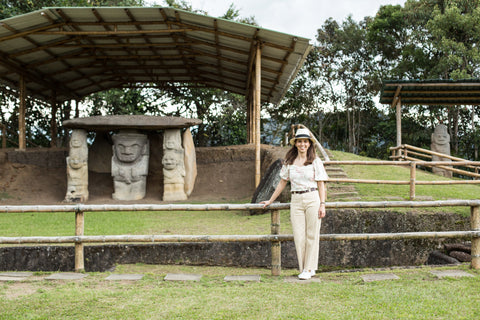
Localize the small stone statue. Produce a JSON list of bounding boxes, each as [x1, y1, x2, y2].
[[65, 129, 89, 202], [111, 131, 149, 200], [163, 129, 187, 201], [431, 124, 452, 178]]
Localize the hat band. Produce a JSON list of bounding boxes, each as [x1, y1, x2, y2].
[[294, 134, 311, 139]]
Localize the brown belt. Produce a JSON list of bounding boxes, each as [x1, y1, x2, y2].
[[291, 188, 317, 194]]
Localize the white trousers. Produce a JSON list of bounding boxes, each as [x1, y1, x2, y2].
[[290, 191, 321, 272]]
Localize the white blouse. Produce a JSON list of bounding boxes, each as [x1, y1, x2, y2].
[[279, 157, 329, 191]]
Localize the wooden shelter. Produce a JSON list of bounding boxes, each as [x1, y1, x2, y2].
[[380, 79, 480, 149], [0, 7, 312, 186]]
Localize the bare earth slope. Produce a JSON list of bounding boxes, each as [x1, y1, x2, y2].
[[0, 145, 287, 205]]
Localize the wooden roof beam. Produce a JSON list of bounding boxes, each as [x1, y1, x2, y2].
[[0, 49, 79, 100], [267, 37, 295, 98]]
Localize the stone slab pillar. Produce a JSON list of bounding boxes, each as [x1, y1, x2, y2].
[[163, 129, 187, 201], [65, 129, 89, 202]]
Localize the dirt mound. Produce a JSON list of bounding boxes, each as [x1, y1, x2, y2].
[[0, 145, 287, 205]]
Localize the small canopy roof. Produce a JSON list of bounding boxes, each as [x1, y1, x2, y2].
[[380, 79, 480, 106], [0, 7, 312, 104]]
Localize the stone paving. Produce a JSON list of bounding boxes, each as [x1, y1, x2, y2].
[[361, 273, 400, 282], [0, 269, 477, 283]]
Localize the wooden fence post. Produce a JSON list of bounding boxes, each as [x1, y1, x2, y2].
[[75, 209, 85, 272], [271, 209, 281, 276], [410, 161, 416, 200], [471, 206, 480, 269]]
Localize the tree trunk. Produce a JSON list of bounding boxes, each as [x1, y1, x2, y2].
[[453, 107, 459, 154], [356, 109, 361, 154], [347, 107, 353, 152]]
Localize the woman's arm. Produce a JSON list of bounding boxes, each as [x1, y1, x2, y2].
[[318, 180, 326, 218], [260, 179, 288, 208]]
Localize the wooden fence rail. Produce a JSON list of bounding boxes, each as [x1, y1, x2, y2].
[[324, 160, 480, 200], [0, 200, 479, 275]]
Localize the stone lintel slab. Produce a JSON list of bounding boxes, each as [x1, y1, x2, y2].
[[361, 273, 400, 282], [224, 275, 261, 282], [105, 274, 144, 281], [45, 273, 88, 280], [430, 270, 474, 278], [164, 273, 202, 281], [63, 115, 202, 131]]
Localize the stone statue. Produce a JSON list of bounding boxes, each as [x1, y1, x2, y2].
[[65, 129, 89, 202], [431, 124, 452, 178], [111, 131, 149, 200], [163, 129, 187, 201]]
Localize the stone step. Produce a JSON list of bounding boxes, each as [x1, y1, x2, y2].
[[361, 273, 400, 282], [326, 167, 343, 172], [328, 191, 359, 199], [327, 173, 348, 178], [164, 273, 202, 281], [328, 185, 356, 191], [105, 274, 144, 281]]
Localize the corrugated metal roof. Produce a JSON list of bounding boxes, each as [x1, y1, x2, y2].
[[0, 7, 312, 104], [380, 79, 480, 106]]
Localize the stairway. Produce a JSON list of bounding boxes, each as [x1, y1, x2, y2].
[[321, 149, 360, 201]]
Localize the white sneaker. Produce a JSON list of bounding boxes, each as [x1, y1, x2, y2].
[[298, 270, 312, 280]]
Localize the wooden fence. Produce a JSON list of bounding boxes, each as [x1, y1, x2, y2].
[[0, 200, 479, 275], [390, 144, 480, 178], [325, 160, 480, 200]]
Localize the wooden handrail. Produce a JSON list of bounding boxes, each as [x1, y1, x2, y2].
[[0, 200, 479, 273]]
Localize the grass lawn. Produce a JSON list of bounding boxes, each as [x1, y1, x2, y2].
[[1, 264, 479, 319]]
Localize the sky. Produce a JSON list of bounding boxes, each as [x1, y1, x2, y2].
[[146, 0, 408, 41]]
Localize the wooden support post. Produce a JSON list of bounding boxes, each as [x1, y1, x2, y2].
[[471, 205, 480, 269], [396, 98, 402, 158], [254, 43, 262, 187], [18, 76, 26, 150], [409, 161, 416, 200], [271, 209, 281, 276], [75, 210, 85, 272], [50, 92, 57, 148], [246, 94, 251, 144]]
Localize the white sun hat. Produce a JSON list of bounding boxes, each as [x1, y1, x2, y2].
[[289, 128, 315, 146]]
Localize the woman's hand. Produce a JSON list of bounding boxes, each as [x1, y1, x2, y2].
[[260, 200, 272, 208], [318, 204, 326, 219]]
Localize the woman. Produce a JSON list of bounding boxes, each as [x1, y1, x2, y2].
[[261, 128, 328, 280]]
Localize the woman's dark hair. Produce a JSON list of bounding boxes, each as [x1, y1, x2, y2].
[[284, 140, 316, 165]]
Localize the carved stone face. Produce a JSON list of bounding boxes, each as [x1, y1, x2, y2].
[[69, 129, 87, 153], [68, 156, 84, 169], [116, 141, 143, 163], [162, 152, 178, 170], [113, 133, 147, 163], [432, 125, 450, 145]]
